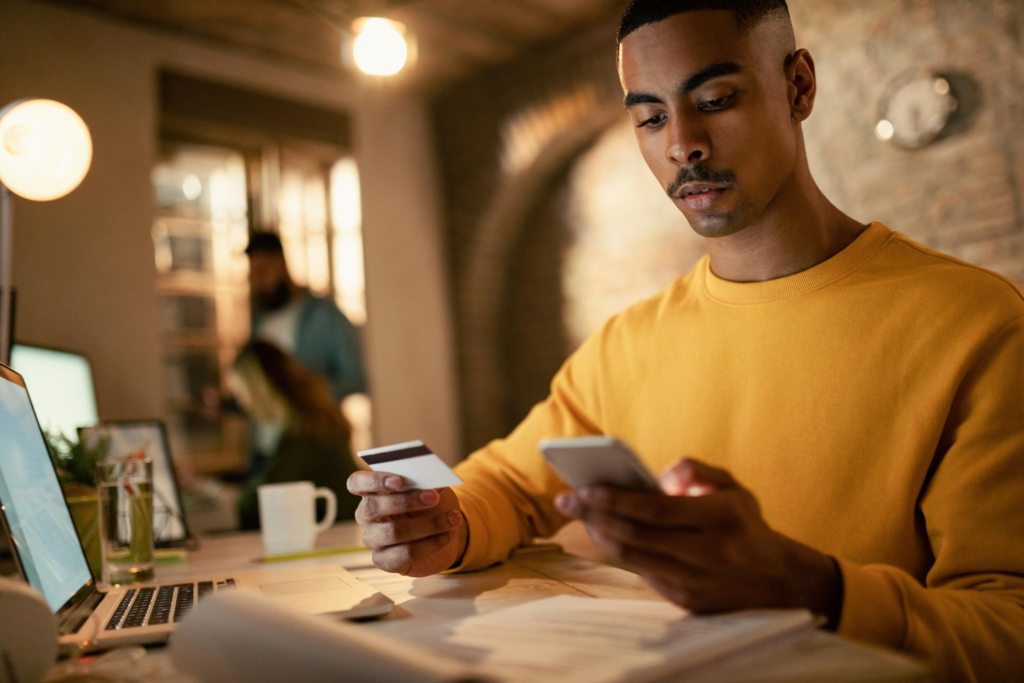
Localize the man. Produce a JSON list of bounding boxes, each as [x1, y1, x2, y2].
[[348, 2, 1024, 680], [245, 232, 367, 402]]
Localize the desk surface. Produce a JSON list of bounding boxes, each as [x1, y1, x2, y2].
[[56, 522, 931, 683]]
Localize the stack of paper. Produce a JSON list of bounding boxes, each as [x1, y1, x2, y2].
[[445, 596, 814, 683], [170, 592, 814, 683]]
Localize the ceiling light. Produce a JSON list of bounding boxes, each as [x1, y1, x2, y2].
[[351, 18, 409, 77]]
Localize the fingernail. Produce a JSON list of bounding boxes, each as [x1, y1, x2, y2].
[[579, 486, 602, 504], [448, 510, 463, 526], [660, 470, 686, 496], [420, 490, 439, 505], [386, 476, 404, 490], [555, 493, 579, 516]]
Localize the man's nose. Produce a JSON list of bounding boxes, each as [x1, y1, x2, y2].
[[665, 113, 711, 166]]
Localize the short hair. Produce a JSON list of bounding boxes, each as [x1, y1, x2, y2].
[[244, 231, 284, 257], [617, 0, 790, 44]]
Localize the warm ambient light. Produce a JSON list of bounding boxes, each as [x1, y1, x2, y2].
[[0, 99, 92, 201], [352, 18, 409, 77], [875, 119, 895, 142]]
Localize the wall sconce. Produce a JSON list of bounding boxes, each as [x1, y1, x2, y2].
[[0, 99, 92, 363]]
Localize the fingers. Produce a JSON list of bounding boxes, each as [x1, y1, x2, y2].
[[660, 458, 736, 496], [579, 507, 706, 560], [584, 527, 691, 583], [355, 488, 444, 523], [362, 509, 464, 549], [558, 486, 735, 529], [348, 470, 405, 495], [371, 531, 456, 576]]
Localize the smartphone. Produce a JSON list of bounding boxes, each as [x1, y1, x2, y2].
[[538, 436, 660, 491]]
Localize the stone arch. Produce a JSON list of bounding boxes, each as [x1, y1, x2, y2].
[[458, 105, 622, 449]]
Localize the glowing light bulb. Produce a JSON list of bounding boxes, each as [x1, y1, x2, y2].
[[182, 174, 203, 200], [0, 99, 92, 201], [875, 119, 895, 142], [352, 18, 409, 77]]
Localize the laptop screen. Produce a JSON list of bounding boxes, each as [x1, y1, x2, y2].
[[0, 366, 93, 612], [10, 344, 99, 438]]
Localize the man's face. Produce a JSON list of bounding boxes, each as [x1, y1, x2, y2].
[[248, 252, 291, 311], [619, 11, 799, 238]]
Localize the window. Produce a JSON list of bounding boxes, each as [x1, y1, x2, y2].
[[153, 73, 367, 473], [153, 144, 251, 469]]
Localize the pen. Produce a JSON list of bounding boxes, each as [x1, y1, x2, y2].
[[255, 545, 368, 563]]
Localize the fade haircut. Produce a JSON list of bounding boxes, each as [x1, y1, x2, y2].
[[617, 0, 790, 44]]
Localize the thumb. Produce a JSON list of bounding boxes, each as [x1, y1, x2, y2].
[[659, 458, 736, 496]]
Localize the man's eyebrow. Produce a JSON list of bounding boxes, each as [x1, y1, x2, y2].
[[680, 62, 744, 95], [623, 62, 744, 108], [623, 92, 664, 108]]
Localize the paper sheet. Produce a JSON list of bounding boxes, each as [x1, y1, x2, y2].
[[170, 590, 814, 683], [445, 596, 815, 683]]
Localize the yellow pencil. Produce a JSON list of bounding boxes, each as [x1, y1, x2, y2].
[[256, 545, 368, 563]]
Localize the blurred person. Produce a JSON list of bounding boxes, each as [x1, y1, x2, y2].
[[347, 1, 1024, 681], [230, 341, 361, 530], [246, 232, 367, 403]]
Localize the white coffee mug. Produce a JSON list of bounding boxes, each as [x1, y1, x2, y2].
[[257, 481, 338, 556]]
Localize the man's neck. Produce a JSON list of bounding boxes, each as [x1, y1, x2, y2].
[[704, 172, 866, 283]]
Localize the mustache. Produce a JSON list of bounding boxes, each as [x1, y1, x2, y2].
[[666, 165, 737, 197]]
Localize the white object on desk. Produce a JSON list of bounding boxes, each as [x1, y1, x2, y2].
[[0, 577, 57, 683], [358, 441, 463, 490], [258, 481, 337, 555], [167, 582, 816, 683], [170, 591, 478, 683], [446, 596, 815, 683]]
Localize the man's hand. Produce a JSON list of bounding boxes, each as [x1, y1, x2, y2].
[[347, 471, 467, 577], [554, 458, 842, 625]]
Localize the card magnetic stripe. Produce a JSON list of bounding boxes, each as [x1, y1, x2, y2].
[[360, 445, 434, 465]]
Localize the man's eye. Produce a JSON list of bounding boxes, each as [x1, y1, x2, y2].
[[637, 113, 666, 128], [698, 95, 733, 111]]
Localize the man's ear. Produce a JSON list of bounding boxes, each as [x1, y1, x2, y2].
[[785, 49, 816, 122]]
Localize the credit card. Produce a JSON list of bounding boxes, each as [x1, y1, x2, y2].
[[357, 440, 463, 491]]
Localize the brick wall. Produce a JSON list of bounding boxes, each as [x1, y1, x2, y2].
[[432, 0, 1024, 454]]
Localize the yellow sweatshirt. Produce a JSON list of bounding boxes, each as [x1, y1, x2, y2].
[[452, 222, 1024, 682]]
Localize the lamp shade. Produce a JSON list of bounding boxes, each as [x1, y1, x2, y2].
[[0, 99, 92, 201]]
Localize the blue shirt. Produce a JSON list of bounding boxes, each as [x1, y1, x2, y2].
[[252, 291, 367, 401]]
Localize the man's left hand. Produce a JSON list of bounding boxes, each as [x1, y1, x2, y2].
[[553, 458, 842, 624]]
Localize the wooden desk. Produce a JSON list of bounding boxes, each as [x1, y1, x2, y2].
[[58, 522, 932, 683]]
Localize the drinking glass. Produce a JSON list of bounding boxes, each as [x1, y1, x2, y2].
[[97, 456, 155, 585]]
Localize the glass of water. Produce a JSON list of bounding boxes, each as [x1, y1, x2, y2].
[[98, 456, 155, 585]]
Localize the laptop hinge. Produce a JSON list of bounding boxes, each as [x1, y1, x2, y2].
[[58, 588, 105, 635]]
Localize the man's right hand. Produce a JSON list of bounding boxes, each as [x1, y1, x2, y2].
[[348, 471, 467, 577]]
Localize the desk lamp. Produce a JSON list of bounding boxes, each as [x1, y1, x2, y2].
[[0, 99, 92, 364]]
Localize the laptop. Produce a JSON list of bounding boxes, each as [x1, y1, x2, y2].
[[0, 362, 393, 650], [80, 420, 196, 549], [10, 342, 99, 438]]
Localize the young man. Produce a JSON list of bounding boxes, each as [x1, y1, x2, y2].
[[348, 2, 1024, 680], [245, 232, 367, 403]]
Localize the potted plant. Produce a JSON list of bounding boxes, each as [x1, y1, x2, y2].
[[48, 432, 109, 577]]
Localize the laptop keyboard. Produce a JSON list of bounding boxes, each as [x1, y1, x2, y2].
[[105, 579, 235, 630]]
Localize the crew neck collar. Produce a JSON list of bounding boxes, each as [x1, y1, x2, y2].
[[701, 222, 893, 305]]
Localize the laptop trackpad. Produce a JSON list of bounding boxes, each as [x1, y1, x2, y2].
[[259, 577, 351, 597]]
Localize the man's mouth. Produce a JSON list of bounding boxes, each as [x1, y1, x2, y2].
[[677, 184, 729, 211]]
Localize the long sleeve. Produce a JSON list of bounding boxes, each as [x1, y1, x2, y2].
[[836, 314, 1024, 682], [446, 225, 1024, 679], [452, 324, 614, 571]]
